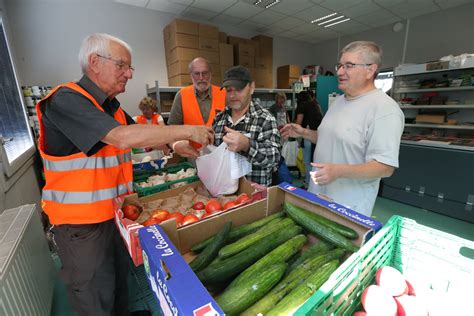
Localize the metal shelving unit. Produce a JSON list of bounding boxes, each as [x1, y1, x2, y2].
[[404, 123, 474, 130]]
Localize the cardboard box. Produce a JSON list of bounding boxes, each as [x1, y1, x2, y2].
[[234, 43, 255, 57], [167, 32, 199, 51], [219, 31, 227, 43], [220, 65, 229, 80], [138, 182, 382, 314], [235, 54, 255, 68], [168, 74, 193, 87], [115, 178, 266, 266], [251, 35, 273, 58], [255, 56, 272, 69], [199, 37, 219, 52], [168, 18, 199, 36], [415, 114, 446, 124], [199, 49, 220, 64], [219, 43, 234, 66], [161, 99, 173, 113], [212, 76, 222, 85], [199, 23, 219, 39], [278, 64, 301, 78], [227, 35, 249, 46], [163, 24, 171, 42], [253, 69, 273, 88], [167, 47, 199, 65], [426, 61, 449, 71], [277, 77, 299, 89], [168, 60, 190, 78]]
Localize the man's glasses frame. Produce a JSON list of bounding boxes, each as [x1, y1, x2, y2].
[[335, 63, 373, 71], [96, 54, 135, 72]]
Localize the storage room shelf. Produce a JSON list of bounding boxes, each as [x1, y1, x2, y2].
[[405, 123, 474, 130], [401, 139, 474, 151], [395, 86, 474, 93], [399, 104, 474, 109]]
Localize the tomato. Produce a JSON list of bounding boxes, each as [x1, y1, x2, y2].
[[189, 140, 203, 150], [223, 200, 239, 211], [167, 212, 184, 227], [192, 202, 205, 210], [205, 199, 222, 213], [142, 217, 161, 226], [151, 209, 170, 222], [236, 193, 252, 204], [182, 214, 199, 226], [201, 212, 214, 219], [122, 204, 141, 221]]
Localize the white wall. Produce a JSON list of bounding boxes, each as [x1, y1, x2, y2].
[[5, 0, 318, 116], [311, 2, 474, 71]]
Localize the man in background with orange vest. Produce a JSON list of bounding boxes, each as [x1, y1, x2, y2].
[[36, 33, 213, 316], [168, 57, 226, 157]]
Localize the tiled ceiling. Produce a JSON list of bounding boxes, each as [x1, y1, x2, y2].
[[116, 0, 474, 44]]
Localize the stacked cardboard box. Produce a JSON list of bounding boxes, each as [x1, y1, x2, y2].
[[277, 64, 301, 89], [251, 35, 273, 88], [164, 19, 222, 86]]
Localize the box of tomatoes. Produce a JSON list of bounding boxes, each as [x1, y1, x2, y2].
[[115, 177, 266, 266]]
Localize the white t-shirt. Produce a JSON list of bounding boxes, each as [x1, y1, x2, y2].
[[308, 89, 404, 216]]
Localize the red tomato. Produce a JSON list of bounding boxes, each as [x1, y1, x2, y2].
[[122, 204, 141, 221], [223, 200, 239, 211], [205, 199, 222, 213], [189, 140, 203, 150], [236, 193, 252, 204], [201, 212, 214, 219], [142, 217, 161, 226], [192, 202, 205, 210], [151, 209, 170, 222], [182, 214, 199, 226], [167, 212, 184, 227]]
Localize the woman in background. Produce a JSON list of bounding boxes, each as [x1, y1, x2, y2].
[[134, 96, 164, 125]]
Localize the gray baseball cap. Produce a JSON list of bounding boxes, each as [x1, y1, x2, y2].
[[222, 65, 252, 90]]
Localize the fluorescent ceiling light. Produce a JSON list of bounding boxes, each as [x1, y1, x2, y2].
[[265, 0, 280, 9], [311, 12, 337, 24], [254, 0, 262, 5], [318, 15, 345, 26], [324, 18, 351, 28]]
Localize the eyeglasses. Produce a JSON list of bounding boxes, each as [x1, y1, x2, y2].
[[96, 54, 135, 72], [335, 63, 373, 71], [191, 71, 210, 78]]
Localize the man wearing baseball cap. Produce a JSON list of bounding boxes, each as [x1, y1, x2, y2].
[[212, 66, 281, 186]]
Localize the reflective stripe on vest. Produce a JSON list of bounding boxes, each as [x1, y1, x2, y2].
[[42, 152, 131, 171], [136, 114, 161, 125], [42, 182, 133, 204], [35, 81, 133, 225], [181, 85, 226, 127]]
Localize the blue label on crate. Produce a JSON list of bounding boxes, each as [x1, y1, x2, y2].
[[139, 225, 224, 315], [279, 182, 383, 231], [132, 159, 167, 172]]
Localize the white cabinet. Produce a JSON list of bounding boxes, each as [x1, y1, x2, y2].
[[392, 62, 474, 150]]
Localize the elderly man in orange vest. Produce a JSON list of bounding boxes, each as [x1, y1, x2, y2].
[[168, 57, 226, 157], [36, 33, 213, 315]]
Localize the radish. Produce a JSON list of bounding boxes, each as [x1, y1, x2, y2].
[[376, 266, 408, 297], [395, 294, 428, 316], [361, 285, 397, 316]]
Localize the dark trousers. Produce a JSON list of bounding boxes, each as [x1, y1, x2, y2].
[[52, 219, 129, 316]]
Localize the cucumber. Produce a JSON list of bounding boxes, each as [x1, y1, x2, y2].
[[242, 248, 345, 315], [197, 224, 301, 284], [267, 259, 340, 316], [285, 203, 359, 252], [288, 240, 334, 271], [191, 212, 285, 253], [285, 202, 358, 239], [218, 217, 294, 259], [230, 234, 307, 288], [216, 262, 287, 316], [189, 222, 231, 272]]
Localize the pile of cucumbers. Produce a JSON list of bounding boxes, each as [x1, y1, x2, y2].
[[188, 202, 359, 315]]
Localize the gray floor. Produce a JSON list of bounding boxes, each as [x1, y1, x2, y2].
[[50, 195, 474, 315]]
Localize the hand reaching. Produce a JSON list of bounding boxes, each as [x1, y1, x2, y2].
[[280, 123, 305, 139], [222, 126, 250, 152]]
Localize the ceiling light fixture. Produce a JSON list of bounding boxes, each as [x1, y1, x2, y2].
[[318, 15, 345, 26], [254, 0, 262, 5], [265, 0, 280, 9], [311, 12, 337, 24], [324, 18, 351, 28]]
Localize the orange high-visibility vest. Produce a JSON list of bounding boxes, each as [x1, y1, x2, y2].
[[181, 85, 226, 127], [36, 82, 133, 225], [136, 113, 161, 125]]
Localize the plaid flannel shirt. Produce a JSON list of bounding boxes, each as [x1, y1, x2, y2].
[[212, 101, 281, 186]]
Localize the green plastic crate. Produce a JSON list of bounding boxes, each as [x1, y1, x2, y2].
[[296, 215, 474, 315], [133, 162, 198, 197]]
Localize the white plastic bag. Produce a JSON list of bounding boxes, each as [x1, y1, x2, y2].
[[196, 143, 251, 196], [282, 140, 298, 167]]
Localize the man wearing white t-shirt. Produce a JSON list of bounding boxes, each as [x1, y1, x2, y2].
[[281, 41, 404, 216]]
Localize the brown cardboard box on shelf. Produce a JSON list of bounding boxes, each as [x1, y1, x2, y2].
[[219, 31, 227, 43], [220, 65, 229, 79], [253, 69, 273, 88], [255, 56, 272, 69], [163, 24, 171, 42], [198, 23, 218, 39], [235, 54, 255, 68], [167, 47, 199, 65], [234, 43, 255, 57], [251, 34, 273, 58], [227, 35, 249, 46], [210, 63, 220, 74], [219, 43, 234, 66], [168, 19, 199, 36], [199, 49, 220, 64], [278, 64, 301, 78], [277, 77, 299, 89], [212, 76, 222, 85], [168, 60, 190, 77], [169, 74, 193, 87], [426, 61, 449, 71], [199, 37, 219, 51], [167, 33, 199, 52], [161, 99, 173, 113], [415, 114, 445, 124]]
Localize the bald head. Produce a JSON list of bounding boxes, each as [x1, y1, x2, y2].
[[189, 57, 212, 93]]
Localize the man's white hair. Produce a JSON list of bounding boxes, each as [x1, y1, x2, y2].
[[78, 33, 132, 74]]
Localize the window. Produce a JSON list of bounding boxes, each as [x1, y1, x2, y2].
[[0, 14, 35, 177], [375, 69, 394, 94]]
